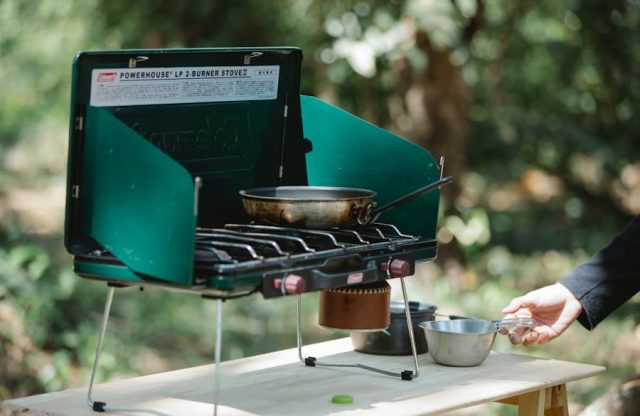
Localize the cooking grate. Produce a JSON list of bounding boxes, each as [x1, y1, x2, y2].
[[198, 223, 418, 263]]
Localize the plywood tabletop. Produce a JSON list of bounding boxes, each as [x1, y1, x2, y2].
[[2, 338, 604, 416]]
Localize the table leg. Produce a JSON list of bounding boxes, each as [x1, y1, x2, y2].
[[543, 384, 569, 416], [497, 384, 569, 416], [516, 389, 545, 416]]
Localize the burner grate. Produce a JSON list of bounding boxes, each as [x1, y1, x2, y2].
[[192, 222, 421, 268]]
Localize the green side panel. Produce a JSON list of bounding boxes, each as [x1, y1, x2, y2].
[[301, 95, 441, 239], [206, 275, 262, 292], [74, 261, 262, 295], [82, 106, 195, 285], [74, 261, 146, 283]]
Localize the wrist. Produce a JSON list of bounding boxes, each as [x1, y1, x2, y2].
[[555, 282, 583, 316]]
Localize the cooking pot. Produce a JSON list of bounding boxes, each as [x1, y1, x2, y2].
[[239, 176, 453, 228], [351, 301, 436, 355], [420, 317, 535, 367]]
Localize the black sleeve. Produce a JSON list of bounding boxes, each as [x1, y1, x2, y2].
[[559, 216, 640, 330]]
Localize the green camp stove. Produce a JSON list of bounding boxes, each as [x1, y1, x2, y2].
[[65, 47, 448, 413]]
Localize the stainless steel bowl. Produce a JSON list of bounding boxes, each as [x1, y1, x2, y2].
[[419, 319, 497, 367]]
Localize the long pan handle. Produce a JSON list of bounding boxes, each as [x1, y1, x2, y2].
[[367, 175, 454, 223]]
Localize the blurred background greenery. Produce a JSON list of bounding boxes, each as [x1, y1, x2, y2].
[[1, 0, 639, 414]]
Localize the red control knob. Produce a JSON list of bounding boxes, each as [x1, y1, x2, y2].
[[273, 274, 306, 295], [378, 259, 412, 278]]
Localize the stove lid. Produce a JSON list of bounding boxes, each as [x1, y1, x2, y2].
[[64, 47, 305, 283]]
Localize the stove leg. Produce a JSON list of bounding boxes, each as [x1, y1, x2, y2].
[[213, 298, 223, 416], [86, 286, 115, 412], [400, 276, 421, 379], [296, 294, 304, 363], [297, 286, 417, 380]]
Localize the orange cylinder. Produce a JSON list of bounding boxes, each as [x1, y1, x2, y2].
[[318, 281, 391, 330]]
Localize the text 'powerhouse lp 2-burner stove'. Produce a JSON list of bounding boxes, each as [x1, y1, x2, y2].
[[64, 47, 448, 413]]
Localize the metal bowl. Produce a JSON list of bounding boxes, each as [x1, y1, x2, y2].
[[419, 319, 497, 367]]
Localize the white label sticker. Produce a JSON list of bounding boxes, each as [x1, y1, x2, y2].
[[347, 273, 364, 285], [89, 65, 280, 107]]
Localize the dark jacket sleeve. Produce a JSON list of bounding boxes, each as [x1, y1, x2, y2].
[[559, 216, 640, 330]]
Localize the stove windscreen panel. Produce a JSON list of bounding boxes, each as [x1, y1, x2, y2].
[[81, 106, 196, 285], [301, 96, 441, 242]]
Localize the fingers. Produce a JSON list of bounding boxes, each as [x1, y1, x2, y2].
[[502, 285, 556, 315], [535, 330, 552, 345], [501, 298, 524, 314], [509, 326, 555, 346], [501, 284, 571, 346], [522, 331, 538, 346], [508, 332, 522, 345], [506, 324, 529, 345], [501, 293, 538, 314], [508, 327, 541, 346]]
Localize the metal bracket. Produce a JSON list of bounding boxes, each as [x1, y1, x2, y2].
[[75, 116, 84, 131], [128, 56, 149, 68], [278, 94, 289, 182], [296, 282, 421, 380], [194, 176, 203, 218], [244, 51, 263, 65]]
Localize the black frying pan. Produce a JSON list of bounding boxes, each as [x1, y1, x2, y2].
[[239, 176, 453, 228]]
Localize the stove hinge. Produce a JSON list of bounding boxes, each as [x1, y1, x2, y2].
[[71, 118, 82, 199], [75, 116, 84, 131], [278, 101, 289, 180]]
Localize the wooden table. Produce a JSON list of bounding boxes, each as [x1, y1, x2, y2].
[[2, 338, 604, 416]]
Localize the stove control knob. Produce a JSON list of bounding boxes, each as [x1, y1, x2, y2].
[[378, 259, 412, 278], [273, 274, 306, 295]]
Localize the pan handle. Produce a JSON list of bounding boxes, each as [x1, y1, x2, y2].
[[365, 176, 454, 224]]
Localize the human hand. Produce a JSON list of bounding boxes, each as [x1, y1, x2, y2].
[[500, 283, 583, 346]]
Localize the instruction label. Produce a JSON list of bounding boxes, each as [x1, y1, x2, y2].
[[90, 65, 280, 107]]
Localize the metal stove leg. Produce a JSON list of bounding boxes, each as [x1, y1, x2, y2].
[[296, 294, 304, 363], [297, 288, 417, 381], [213, 298, 223, 416], [87, 286, 115, 412], [400, 277, 420, 379]]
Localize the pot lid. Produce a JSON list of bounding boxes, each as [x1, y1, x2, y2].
[[390, 300, 437, 317]]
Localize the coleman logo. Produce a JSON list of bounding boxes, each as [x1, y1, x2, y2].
[[97, 72, 117, 82], [347, 273, 364, 285]]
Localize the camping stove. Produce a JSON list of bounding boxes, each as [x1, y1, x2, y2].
[[65, 47, 446, 413]]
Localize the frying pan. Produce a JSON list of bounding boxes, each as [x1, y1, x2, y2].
[[239, 176, 454, 228]]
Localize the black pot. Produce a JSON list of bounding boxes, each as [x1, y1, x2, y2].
[[350, 301, 437, 355]]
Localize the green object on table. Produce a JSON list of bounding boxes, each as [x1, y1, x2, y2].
[[331, 394, 354, 404]]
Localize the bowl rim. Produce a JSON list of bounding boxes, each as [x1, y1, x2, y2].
[[419, 319, 497, 335]]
